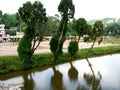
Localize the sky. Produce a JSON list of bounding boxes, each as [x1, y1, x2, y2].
[[0, 0, 120, 20]]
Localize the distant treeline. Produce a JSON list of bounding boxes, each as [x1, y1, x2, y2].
[[0, 10, 120, 37]]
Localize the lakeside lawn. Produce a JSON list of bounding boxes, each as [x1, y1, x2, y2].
[[0, 45, 120, 74]]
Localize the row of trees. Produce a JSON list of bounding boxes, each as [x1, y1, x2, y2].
[[1, 10, 120, 38], [17, 0, 103, 69], [103, 22, 120, 37], [0, 11, 19, 29], [0, 9, 75, 36]]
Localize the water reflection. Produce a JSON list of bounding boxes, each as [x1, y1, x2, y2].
[[22, 71, 35, 90], [68, 61, 78, 81], [1, 54, 120, 90], [51, 65, 65, 90], [83, 58, 102, 90], [68, 61, 81, 90], [84, 72, 102, 90]]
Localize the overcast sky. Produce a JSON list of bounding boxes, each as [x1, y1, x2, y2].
[[0, 0, 120, 20]]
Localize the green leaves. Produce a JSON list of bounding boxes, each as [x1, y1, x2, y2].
[[0, 13, 19, 28], [93, 21, 103, 37], [17, 1, 47, 66], [73, 18, 88, 37], [104, 22, 120, 37], [68, 41, 79, 57], [18, 1, 47, 27], [58, 0, 75, 18], [50, 0, 75, 61]]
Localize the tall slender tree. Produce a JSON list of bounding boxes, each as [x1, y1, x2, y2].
[[86, 21, 103, 65], [50, 0, 75, 61]]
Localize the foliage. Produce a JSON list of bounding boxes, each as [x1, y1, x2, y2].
[[0, 13, 19, 29], [17, 35, 33, 69], [50, 0, 75, 61], [6, 30, 16, 36], [50, 37, 63, 59], [85, 21, 103, 58], [85, 21, 103, 44], [103, 22, 120, 37], [46, 16, 59, 36], [68, 41, 79, 57], [93, 21, 103, 37], [1, 45, 120, 74], [17, 1, 47, 68], [72, 18, 88, 41], [0, 10, 2, 18], [67, 21, 77, 36], [58, 0, 75, 18], [88, 18, 120, 38]]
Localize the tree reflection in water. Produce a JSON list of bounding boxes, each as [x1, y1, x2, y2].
[[68, 61, 78, 81], [83, 58, 102, 90], [23, 71, 35, 90], [68, 61, 85, 90], [68, 61, 87, 90], [83, 72, 102, 90], [76, 60, 102, 90], [51, 65, 65, 90]]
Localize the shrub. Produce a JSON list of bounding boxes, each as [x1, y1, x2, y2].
[[17, 35, 33, 69], [68, 41, 79, 58], [50, 37, 63, 60]]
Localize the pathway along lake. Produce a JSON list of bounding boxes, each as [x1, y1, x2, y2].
[[0, 54, 120, 90]]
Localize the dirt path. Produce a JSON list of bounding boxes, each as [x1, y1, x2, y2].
[[0, 40, 118, 56]]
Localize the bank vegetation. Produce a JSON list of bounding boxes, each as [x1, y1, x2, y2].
[[0, 45, 120, 74]]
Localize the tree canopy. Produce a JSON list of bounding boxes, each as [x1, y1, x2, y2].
[[72, 18, 88, 41]]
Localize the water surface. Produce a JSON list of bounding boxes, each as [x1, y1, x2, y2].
[[0, 54, 120, 90]]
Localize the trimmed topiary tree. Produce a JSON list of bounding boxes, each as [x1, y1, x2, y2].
[[17, 1, 47, 69], [68, 41, 79, 59], [17, 34, 33, 69], [50, 0, 75, 61]]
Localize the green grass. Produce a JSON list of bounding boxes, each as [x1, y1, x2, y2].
[[0, 45, 120, 74], [0, 56, 22, 74]]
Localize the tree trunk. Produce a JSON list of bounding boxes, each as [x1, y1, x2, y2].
[[56, 17, 68, 53]]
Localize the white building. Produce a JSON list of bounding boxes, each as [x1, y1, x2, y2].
[[0, 24, 5, 39], [0, 24, 10, 42], [10, 32, 24, 39]]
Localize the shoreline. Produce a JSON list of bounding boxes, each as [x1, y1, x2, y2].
[[0, 45, 120, 75]]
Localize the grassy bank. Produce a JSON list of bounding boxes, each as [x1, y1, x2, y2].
[[0, 45, 120, 74]]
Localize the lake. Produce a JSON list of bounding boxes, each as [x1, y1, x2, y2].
[[0, 54, 120, 90]]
